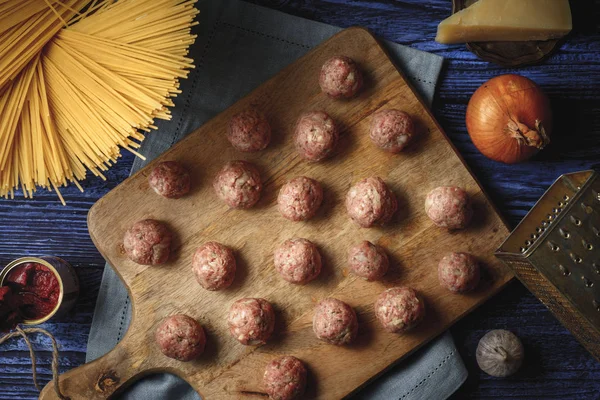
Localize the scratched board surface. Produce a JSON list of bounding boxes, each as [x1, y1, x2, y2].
[[1, 1, 600, 399]]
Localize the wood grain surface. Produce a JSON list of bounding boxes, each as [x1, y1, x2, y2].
[[39, 27, 513, 399], [1, 1, 599, 399]]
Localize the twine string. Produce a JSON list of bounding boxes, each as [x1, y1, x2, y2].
[[0, 326, 69, 400]]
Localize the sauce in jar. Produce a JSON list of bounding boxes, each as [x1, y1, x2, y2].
[[5, 263, 60, 320], [0, 257, 78, 332]]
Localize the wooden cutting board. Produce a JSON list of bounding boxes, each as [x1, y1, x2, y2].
[[41, 27, 512, 399]]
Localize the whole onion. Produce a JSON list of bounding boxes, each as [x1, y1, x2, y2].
[[466, 74, 552, 164]]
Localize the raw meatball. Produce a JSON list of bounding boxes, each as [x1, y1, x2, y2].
[[347, 241, 389, 281], [277, 177, 323, 221], [293, 111, 339, 162], [155, 314, 206, 361], [370, 109, 415, 153], [192, 242, 236, 291], [227, 109, 271, 152], [263, 356, 307, 400], [375, 287, 425, 333], [213, 160, 262, 209], [438, 252, 480, 293], [123, 219, 172, 265], [274, 238, 322, 285], [313, 298, 358, 345], [319, 56, 363, 99], [345, 177, 397, 228], [148, 161, 191, 199], [425, 186, 473, 230], [228, 298, 275, 345]]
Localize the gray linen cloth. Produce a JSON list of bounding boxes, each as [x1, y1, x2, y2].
[[86, 1, 467, 399]]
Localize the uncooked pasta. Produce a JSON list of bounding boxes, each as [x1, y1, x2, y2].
[[0, 0, 198, 204]]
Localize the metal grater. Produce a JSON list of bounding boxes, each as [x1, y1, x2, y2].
[[495, 170, 600, 362]]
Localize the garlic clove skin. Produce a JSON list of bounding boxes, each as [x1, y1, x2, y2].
[[476, 329, 524, 377]]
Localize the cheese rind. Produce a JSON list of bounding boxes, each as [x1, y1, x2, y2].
[[436, 0, 572, 44]]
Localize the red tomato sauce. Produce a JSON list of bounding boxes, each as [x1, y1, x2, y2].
[[0, 263, 60, 331]]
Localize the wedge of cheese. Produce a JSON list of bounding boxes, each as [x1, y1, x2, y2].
[[436, 0, 572, 44]]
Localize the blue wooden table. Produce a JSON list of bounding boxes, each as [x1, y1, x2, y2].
[[1, 1, 599, 399]]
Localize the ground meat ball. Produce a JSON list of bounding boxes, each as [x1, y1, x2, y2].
[[347, 241, 389, 281], [313, 298, 358, 345], [228, 298, 275, 345], [192, 242, 236, 291], [277, 177, 323, 221], [293, 111, 339, 162], [425, 186, 473, 230], [274, 238, 322, 285], [319, 56, 363, 99], [227, 109, 271, 152], [148, 161, 191, 199], [369, 109, 415, 153], [375, 287, 425, 333], [123, 219, 172, 265], [345, 177, 397, 228], [155, 315, 205, 361], [263, 356, 307, 400], [438, 252, 480, 293], [213, 160, 262, 209]]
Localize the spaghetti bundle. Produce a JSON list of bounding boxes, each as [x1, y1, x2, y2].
[[0, 0, 198, 203]]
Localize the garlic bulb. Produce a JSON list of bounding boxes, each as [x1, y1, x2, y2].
[[476, 330, 524, 377]]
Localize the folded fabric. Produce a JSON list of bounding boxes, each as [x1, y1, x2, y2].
[[87, 1, 466, 399]]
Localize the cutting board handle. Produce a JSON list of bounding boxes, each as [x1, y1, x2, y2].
[[39, 336, 143, 400]]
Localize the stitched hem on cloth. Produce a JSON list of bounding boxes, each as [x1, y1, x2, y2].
[[399, 350, 455, 399]]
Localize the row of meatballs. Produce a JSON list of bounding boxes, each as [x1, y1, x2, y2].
[[126, 220, 480, 292], [144, 156, 474, 232], [157, 289, 425, 356], [155, 288, 422, 400], [223, 55, 416, 159]]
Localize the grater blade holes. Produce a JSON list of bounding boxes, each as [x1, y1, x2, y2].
[[559, 228, 570, 239], [558, 265, 571, 276], [570, 253, 583, 263], [548, 242, 560, 252], [570, 215, 582, 226], [581, 202, 593, 214], [582, 276, 594, 288]]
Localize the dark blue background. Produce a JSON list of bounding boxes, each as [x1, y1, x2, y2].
[[1, 1, 599, 399]]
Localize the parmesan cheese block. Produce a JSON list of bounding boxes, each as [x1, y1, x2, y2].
[[436, 0, 572, 44]]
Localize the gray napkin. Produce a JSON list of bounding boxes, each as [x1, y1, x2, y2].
[[87, 1, 467, 399]]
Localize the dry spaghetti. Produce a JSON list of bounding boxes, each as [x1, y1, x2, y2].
[[0, 0, 198, 204]]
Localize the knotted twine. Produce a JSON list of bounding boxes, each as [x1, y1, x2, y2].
[[0, 326, 68, 399]]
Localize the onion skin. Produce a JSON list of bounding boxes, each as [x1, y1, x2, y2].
[[466, 74, 552, 164]]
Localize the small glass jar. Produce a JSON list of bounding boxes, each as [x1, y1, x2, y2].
[[0, 256, 79, 325]]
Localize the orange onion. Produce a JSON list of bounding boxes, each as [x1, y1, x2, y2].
[[466, 74, 552, 164]]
